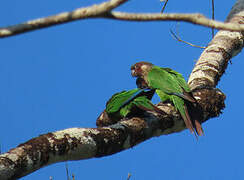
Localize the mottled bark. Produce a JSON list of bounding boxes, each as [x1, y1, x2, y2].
[[188, 0, 244, 89], [0, 87, 225, 180]]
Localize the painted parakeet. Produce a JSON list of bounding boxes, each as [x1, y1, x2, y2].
[[96, 88, 164, 127], [131, 61, 203, 136]]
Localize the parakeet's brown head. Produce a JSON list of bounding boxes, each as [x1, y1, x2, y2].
[[131, 61, 153, 78]]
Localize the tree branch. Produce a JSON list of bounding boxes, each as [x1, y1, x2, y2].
[[188, 0, 244, 90], [1, 0, 244, 38], [104, 12, 244, 31], [0, 0, 128, 38], [0, 88, 225, 179]]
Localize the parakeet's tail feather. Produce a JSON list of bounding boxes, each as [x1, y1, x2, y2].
[[182, 90, 196, 103], [194, 120, 204, 136], [184, 100, 204, 137], [172, 96, 195, 136], [183, 104, 197, 138]]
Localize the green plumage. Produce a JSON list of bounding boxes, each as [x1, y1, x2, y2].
[[131, 62, 203, 136], [96, 88, 159, 127], [148, 67, 188, 114], [106, 88, 155, 117], [148, 66, 196, 133], [148, 66, 190, 95]]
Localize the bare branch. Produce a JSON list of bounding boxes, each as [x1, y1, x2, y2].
[[160, 0, 169, 13], [170, 29, 206, 49], [127, 173, 132, 180], [0, 0, 128, 38], [104, 12, 244, 31], [1, 1, 244, 38], [211, 0, 215, 38]]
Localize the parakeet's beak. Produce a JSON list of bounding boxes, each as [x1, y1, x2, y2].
[[131, 69, 136, 77]]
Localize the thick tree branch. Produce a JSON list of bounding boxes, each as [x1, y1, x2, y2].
[[0, 0, 244, 179], [188, 0, 244, 90], [1, 0, 244, 38], [0, 89, 225, 179]]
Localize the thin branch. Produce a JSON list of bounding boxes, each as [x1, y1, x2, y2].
[[104, 12, 244, 31], [170, 29, 206, 49], [161, 0, 169, 13], [127, 173, 132, 180], [2, 5, 244, 38], [65, 162, 70, 180], [0, 0, 128, 38], [211, 0, 215, 38]]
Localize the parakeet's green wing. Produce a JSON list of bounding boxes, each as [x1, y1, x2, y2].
[[156, 89, 170, 102], [162, 68, 190, 92], [148, 66, 183, 95], [106, 88, 155, 114], [132, 96, 156, 111], [161, 67, 195, 102], [119, 95, 159, 117], [119, 102, 134, 117], [119, 96, 155, 117], [132, 96, 165, 115], [106, 88, 141, 113]]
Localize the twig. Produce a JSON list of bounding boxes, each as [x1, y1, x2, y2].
[[211, 0, 215, 38], [161, 0, 169, 13], [170, 29, 206, 49], [65, 162, 70, 180], [127, 173, 132, 180]]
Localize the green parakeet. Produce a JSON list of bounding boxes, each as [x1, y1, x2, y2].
[[131, 61, 203, 136], [96, 88, 164, 127]]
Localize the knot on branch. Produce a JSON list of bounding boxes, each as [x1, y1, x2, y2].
[[192, 87, 226, 121]]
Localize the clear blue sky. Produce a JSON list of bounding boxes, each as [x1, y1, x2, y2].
[[0, 0, 243, 179]]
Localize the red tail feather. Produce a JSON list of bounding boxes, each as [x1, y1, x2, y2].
[[195, 120, 204, 136], [183, 104, 204, 139], [183, 105, 195, 135]]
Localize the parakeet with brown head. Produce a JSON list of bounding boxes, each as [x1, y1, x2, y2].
[[131, 61, 203, 137]]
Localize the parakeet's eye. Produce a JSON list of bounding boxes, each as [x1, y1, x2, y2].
[[135, 65, 139, 71], [131, 65, 135, 70]]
